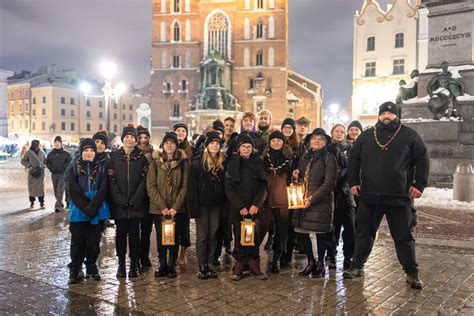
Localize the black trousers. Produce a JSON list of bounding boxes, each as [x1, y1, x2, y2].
[[115, 218, 141, 261], [29, 196, 44, 203], [327, 205, 355, 260], [352, 201, 418, 274], [175, 212, 191, 248], [195, 205, 221, 265], [139, 213, 153, 261], [153, 215, 179, 263], [268, 208, 291, 257], [69, 221, 103, 270], [215, 201, 233, 258]]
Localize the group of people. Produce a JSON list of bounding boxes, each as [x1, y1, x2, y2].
[[20, 101, 429, 290]]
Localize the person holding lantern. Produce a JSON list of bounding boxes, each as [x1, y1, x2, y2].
[[108, 124, 149, 279], [188, 131, 226, 279], [292, 128, 338, 278], [147, 132, 189, 278], [263, 131, 294, 274], [225, 134, 268, 281]]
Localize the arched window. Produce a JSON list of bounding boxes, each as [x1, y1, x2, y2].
[[269, 0, 275, 9], [245, 0, 250, 10], [185, 19, 191, 41], [173, 53, 180, 68], [244, 48, 250, 67], [256, 50, 263, 66], [184, 0, 190, 12], [173, 22, 180, 41], [268, 16, 275, 38], [206, 12, 230, 58], [160, 22, 167, 42], [161, 0, 166, 13], [268, 47, 274, 66], [181, 79, 187, 91], [172, 100, 180, 117], [256, 19, 264, 39], [244, 18, 250, 39], [257, 0, 264, 9], [395, 33, 404, 48]]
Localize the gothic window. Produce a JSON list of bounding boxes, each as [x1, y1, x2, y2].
[[268, 47, 274, 66], [256, 19, 264, 39], [244, 48, 250, 67], [244, 18, 250, 39], [207, 12, 229, 58], [249, 78, 255, 89], [161, 50, 168, 68], [395, 33, 404, 48], [256, 50, 263, 66], [172, 100, 180, 117], [185, 19, 191, 41], [268, 16, 275, 38], [173, 54, 180, 68], [367, 36, 375, 51], [161, 22, 167, 42], [184, 0, 190, 12], [173, 22, 180, 41], [173, 0, 180, 13], [257, 0, 264, 9], [181, 79, 187, 91]]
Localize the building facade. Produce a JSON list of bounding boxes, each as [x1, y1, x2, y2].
[[351, 0, 424, 127], [150, 0, 322, 138]]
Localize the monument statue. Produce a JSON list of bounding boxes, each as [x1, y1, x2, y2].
[[396, 70, 419, 105], [427, 61, 465, 120]]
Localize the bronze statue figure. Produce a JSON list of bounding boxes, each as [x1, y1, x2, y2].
[[396, 70, 419, 105]]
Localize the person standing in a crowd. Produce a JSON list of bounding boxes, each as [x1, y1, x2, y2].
[[295, 116, 311, 151], [223, 117, 236, 143], [225, 134, 268, 281], [136, 125, 153, 268], [344, 102, 429, 290], [188, 131, 226, 279], [67, 138, 109, 284], [346, 120, 363, 147], [147, 132, 188, 278], [93, 130, 110, 166], [292, 128, 337, 278], [238, 112, 267, 155], [263, 131, 293, 274], [108, 124, 148, 279], [46, 136, 72, 212], [257, 110, 272, 143], [173, 123, 193, 265], [21, 140, 46, 209], [326, 124, 356, 270]]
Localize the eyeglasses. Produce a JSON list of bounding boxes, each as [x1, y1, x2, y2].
[[240, 145, 253, 150]]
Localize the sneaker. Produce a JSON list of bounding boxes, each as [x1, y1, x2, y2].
[[343, 267, 364, 279], [406, 273, 423, 289]]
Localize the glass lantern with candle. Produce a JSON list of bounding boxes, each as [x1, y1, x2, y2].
[[287, 183, 305, 209], [240, 217, 256, 246], [161, 217, 176, 246]]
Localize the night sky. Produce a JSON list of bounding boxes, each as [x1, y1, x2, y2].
[[0, 0, 393, 109]]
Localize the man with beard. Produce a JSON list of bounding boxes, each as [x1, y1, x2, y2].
[[257, 110, 272, 143], [343, 101, 429, 290]]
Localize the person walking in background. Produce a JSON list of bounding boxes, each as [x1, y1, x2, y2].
[[21, 140, 46, 209], [46, 136, 72, 213]]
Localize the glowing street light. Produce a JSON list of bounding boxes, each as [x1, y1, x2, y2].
[[79, 82, 92, 95], [329, 103, 340, 115]]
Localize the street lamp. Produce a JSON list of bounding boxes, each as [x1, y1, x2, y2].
[[324, 103, 350, 130]]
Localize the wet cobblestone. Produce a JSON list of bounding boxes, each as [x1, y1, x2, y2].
[[1, 160, 473, 315]]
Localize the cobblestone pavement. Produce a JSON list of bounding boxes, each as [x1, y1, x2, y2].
[[1, 160, 473, 315]]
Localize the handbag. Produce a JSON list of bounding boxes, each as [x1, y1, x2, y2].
[[30, 166, 43, 178]]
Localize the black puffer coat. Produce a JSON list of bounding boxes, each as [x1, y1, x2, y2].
[[187, 154, 226, 218], [225, 153, 268, 225], [107, 147, 148, 219], [292, 148, 338, 233], [327, 141, 356, 209]]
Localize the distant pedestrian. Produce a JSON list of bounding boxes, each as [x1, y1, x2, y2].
[[46, 136, 72, 212], [21, 140, 46, 209]]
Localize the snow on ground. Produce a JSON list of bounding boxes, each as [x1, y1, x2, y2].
[[403, 95, 430, 104], [415, 187, 474, 212], [402, 117, 463, 123]]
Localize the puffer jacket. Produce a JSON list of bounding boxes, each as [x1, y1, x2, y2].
[[292, 148, 337, 233], [147, 149, 189, 214], [107, 147, 148, 219]]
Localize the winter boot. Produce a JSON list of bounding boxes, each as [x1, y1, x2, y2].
[[85, 264, 101, 281], [196, 265, 208, 280], [154, 258, 168, 278], [116, 257, 126, 278], [128, 258, 139, 278], [68, 267, 84, 284], [406, 272, 423, 289], [178, 246, 188, 265], [231, 260, 244, 281], [343, 258, 352, 270], [167, 257, 177, 278], [248, 258, 267, 280], [206, 264, 218, 279], [342, 266, 365, 279], [299, 260, 316, 276], [40, 202, 45, 209], [311, 261, 325, 278], [30, 202, 35, 209], [271, 254, 281, 274]]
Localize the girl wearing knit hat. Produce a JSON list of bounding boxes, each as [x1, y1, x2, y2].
[[147, 132, 189, 278], [346, 120, 363, 144]]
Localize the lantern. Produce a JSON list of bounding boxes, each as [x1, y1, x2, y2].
[[287, 183, 305, 209], [161, 218, 175, 246], [240, 218, 256, 246]]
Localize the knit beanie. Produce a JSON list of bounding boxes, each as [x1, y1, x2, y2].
[[236, 133, 254, 148], [54, 136, 62, 143], [161, 131, 179, 148], [93, 130, 108, 146], [212, 120, 225, 134], [79, 138, 97, 155], [137, 125, 150, 138], [121, 123, 137, 142], [281, 118, 296, 130], [173, 123, 188, 137], [378, 101, 400, 116], [347, 120, 363, 132], [205, 131, 223, 148], [269, 130, 286, 142]]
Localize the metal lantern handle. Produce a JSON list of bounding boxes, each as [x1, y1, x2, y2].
[[242, 214, 254, 221]]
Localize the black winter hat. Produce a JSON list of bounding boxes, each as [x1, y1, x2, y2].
[[309, 128, 331, 145], [121, 124, 137, 142], [212, 120, 225, 134], [80, 138, 97, 155], [205, 131, 223, 148], [347, 120, 363, 132], [378, 101, 400, 116], [236, 133, 254, 148], [161, 131, 179, 148], [269, 130, 286, 143], [93, 130, 108, 146], [54, 136, 62, 143], [281, 118, 296, 130], [137, 125, 150, 138], [173, 123, 188, 136]]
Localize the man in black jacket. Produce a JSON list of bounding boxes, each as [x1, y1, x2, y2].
[[46, 136, 72, 212], [343, 101, 429, 290]]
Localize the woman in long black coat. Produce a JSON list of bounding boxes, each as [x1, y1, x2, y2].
[[292, 128, 337, 278]]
